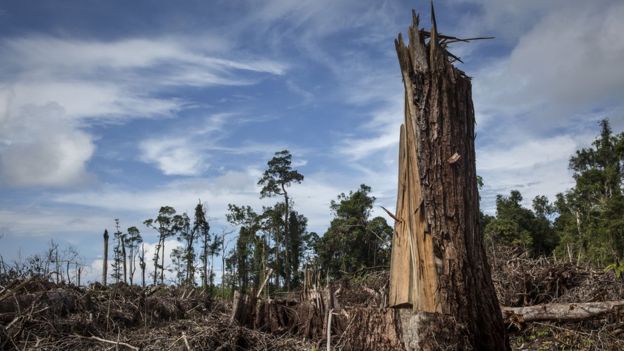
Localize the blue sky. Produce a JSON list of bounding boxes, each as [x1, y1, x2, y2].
[[1, 0, 623, 282]]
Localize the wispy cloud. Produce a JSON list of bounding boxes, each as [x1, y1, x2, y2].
[[0, 35, 287, 187]]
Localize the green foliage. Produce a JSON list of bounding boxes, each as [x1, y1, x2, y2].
[[257, 149, 304, 290], [144, 206, 177, 285], [553, 119, 624, 265], [110, 219, 126, 283], [605, 261, 624, 279], [315, 184, 393, 278], [484, 119, 623, 266], [257, 149, 304, 199], [125, 226, 142, 285], [226, 204, 261, 293], [484, 190, 558, 255], [173, 212, 195, 286]]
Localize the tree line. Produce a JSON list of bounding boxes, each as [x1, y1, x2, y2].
[[483, 119, 624, 271], [2, 119, 621, 289], [97, 149, 393, 295]]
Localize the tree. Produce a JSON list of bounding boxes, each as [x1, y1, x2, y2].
[[138, 243, 147, 287], [555, 119, 624, 265], [261, 204, 286, 289], [170, 247, 186, 285], [258, 150, 304, 291], [126, 226, 142, 285], [207, 232, 223, 291], [193, 202, 211, 289], [315, 184, 392, 278], [174, 212, 195, 285], [111, 219, 125, 284], [286, 210, 309, 287], [391, 10, 508, 349], [484, 191, 558, 255], [226, 204, 262, 293], [144, 206, 177, 285]]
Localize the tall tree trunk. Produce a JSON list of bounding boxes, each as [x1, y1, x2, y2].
[[389, 8, 508, 350], [160, 240, 165, 284], [203, 235, 209, 289], [186, 235, 194, 285], [102, 230, 109, 286], [153, 237, 161, 285], [66, 261, 71, 285], [122, 238, 127, 284], [129, 247, 134, 286], [282, 186, 291, 291]]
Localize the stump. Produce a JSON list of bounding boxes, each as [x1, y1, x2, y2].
[[389, 7, 509, 351]]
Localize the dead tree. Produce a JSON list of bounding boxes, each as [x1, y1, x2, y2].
[[389, 7, 508, 350], [502, 300, 624, 323], [102, 229, 109, 286]]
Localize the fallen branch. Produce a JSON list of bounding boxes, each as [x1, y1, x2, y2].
[[502, 300, 624, 323], [74, 335, 140, 350], [256, 268, 273, 298]]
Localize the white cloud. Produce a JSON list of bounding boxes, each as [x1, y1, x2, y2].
[[0, 103, 94, 186], [338, 99, 402, 160], [477, 135, 578, 172], [475, 134, 588, 212], [0, 35, 287, 187], [0, 207, 110, 237], [140, 138, 207, 176], [53, 170, 263, 215], [473, 1, 624, 129]]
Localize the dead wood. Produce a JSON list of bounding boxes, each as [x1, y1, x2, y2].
[[503, 300, 624, 323], [390, 6, 508, 350]]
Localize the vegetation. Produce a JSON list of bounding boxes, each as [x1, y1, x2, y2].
[[314, 184, 392, 278], [484, 119, 624, 269], [2, 120, 622, 290]]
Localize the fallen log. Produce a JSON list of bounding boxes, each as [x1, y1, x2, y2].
[[502, 300, 624, 323]]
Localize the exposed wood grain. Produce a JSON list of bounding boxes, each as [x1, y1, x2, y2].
[[389, 6, 509, 350]]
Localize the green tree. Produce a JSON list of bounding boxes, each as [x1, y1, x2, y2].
[[286, 210, 308, 287], [555, 119, 624, 265], [258, 150, 304, 291], [170, 247, 186, 285], [484, 191, 558, 255], [144, 206, 177, 285], [192, 202, 211, 289], [125, 226, 142, 285], [260, 204, 285, 289], [226, 204, 262, 293], [111, 219, 126, 283], [315, 184, 393, 278], [174, 212, 195, 286]]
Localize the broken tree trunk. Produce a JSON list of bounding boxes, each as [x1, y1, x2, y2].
[[502, 300, 624, 323], [102, 229, 109, 286], [389, 8, 509, 350]]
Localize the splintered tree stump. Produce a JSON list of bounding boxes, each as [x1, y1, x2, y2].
[[389, 7, 509, 351], [337, 308, 403, 351]]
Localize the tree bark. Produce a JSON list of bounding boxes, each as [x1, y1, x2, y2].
[[389, 8, 509, 350]]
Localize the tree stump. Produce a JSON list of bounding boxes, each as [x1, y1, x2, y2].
[[389, 7, 509, 351]]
